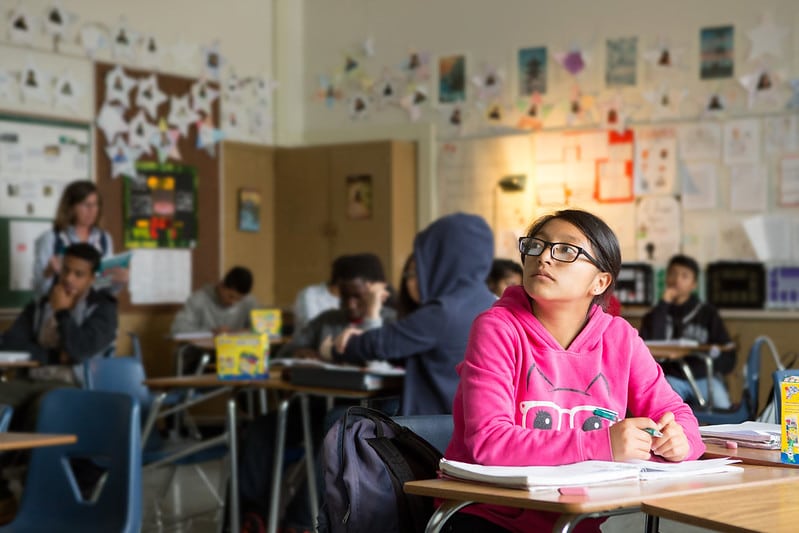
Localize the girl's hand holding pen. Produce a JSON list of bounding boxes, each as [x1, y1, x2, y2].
[[609, 417, 659, 461], [650, 411, 690, 462]]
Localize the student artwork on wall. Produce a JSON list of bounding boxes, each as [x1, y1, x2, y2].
[[438, 54, 466, 104], [723, 118, 761, 165], [635, 195, 681, 262], [700, 25, 735, 80], [237, 188, 261, 232], [124, 161, 198, 248], [517, 46, 547, 97], [605, 37, 638, 87], [346, 174, 372, 220]]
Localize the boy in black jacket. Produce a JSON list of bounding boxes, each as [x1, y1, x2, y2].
[[639, 254, 735, 408]]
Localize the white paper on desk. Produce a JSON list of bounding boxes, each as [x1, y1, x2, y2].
[[129, 249, 192, 304], [171, 331, 213, 341], [699, 421, 780, 444], [629, 458, 742, 481]]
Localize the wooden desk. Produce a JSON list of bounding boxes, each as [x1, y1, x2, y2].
[[0, 432, 76, 451], [703, 442, 799, 468], [146, 373, 399, 533], [405, 465, 799, 533], [642, 481, 799, 533]]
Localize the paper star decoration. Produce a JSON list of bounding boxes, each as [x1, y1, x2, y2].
[[565, 85, 595, 125], [516, 92, 552, 130], [43, 1, 74, 40], [127, 110, 156, 155], [555, 47, 590, 76], [739, 68, 783, 108], [150, 119, 181, 164], [641, 38, 686, 74], [79, 24, 108, 58], [786, 79, 799, 109], [599, 93, 634, 132], [105, 65, 136, 107], [96, 102, 128, 142], [190, 79, 219, 115], [196, 116, 225, 156], [348, 93, 370, 120], [20, 61, 49, 103], [139, 34, 163, 69], [105, 138, 142, 179], [166, 94, 199, 137], [171, 37, 197, 71], [746, 12, 788, 61], [643, 85, 688, 120], [401, 50, 431, 81], [136, 74, 167, 118], [702, 91, 727, 118], [372, 70, 400, 109], [0, 68, 17, 101], [399, 85, 428, 121], [111, 18, 139, 62], [8, 5, 35, 45], [315, 75, 343, 108], [201, 41, 225, 80], [471, 65, 505, 103], [52, 71, 81, 113]]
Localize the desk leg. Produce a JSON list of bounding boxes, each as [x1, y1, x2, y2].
[[553, 508, 640, 533], [702, 354, 715, 411], [425, 500, 472, 533], [645, 514, 660, 533], [268, 396, 290, 533], [677, 361, 706, 408], [299, 394, 319, 526], [227, 398, 240, 533]]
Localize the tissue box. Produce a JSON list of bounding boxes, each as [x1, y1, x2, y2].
[[215, 333, 269, 380], [780, 375, 799, 464]]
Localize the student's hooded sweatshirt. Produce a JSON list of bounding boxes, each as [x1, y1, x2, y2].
[[444, 285, 705, 532], [338, 212, 496, 415]]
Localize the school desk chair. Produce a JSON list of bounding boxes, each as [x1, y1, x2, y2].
[[0, 389, 141, 533], [0, 405, 12, 432], [694, 336, 776, 425]]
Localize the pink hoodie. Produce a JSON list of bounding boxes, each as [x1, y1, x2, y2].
[[444, 286, 704, 532]]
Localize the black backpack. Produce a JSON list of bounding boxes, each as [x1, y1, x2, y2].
[[318, 406, 443, 533]]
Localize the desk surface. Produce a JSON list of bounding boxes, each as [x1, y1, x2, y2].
[[703, 442, 799, 468], [642, 481, 799, 533], [0, 361, 38, 369], [405, 464, 799, 516], [172, 335, 290, 351], [0, 432, 76, 451], [645, 342, 735, 360], [144, 374, 399, 399]]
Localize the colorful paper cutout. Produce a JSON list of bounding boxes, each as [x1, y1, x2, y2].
[[348, 93, 370, 120], [516, 92, 552, 130], [401, 49, 431, 80], [565, 85, 595, 125], [136, 74, 167, 118], [472, 64, 504, 103], [52, 71, 81, 112], [599, 93, 634, 132], [399, 84, 428, 121], [104, 65, 136, 108], [150, 119, 181, 164], [167, 94, 199, 137], [105, 138, 142, 179], [196, 116, 225, 156], [555, 47, 589, 76], [739, 67, 783, 108], [315, 75, 343, 108], [96, 102, 128, 142]]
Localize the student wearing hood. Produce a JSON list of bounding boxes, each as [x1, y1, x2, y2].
[[332, 212, 496, 415]]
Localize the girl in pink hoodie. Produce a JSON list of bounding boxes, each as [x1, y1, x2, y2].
[[444, 210, 704, 533]]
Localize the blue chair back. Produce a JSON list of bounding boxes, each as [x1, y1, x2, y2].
[[84, 356, 153, 419], [392, 415, 454, 454], [0, 389, 141, 533], [772, 369, 799, 423], [0, 405, 13, 432]]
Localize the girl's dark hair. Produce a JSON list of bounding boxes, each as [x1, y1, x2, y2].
[[54, 180, 102, 231], [397, 254, 420, 318], [521, 209, 621, 310]]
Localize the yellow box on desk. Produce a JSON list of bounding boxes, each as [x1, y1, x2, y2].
[[215, 333, 268, 380], [250, 309, 282, 340], [780, 375, 799, 463]]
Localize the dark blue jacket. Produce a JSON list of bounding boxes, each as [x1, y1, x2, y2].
[[338, 213, 496, 415]]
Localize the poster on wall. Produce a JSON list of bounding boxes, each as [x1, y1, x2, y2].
[[346, 174, 373, 220], [517, 46, 547, 96], [438, 54, 466, 104], [700, 25, 734, 80], [124, 161, 198, 248], [605, 37, 638, 87], [238, 188, 261, 232]]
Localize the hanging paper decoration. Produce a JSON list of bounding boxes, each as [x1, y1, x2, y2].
[[0, 68, 18, 101], [127, 110, 156, 155], [105, 138, 142, 179], [643, 85, 687, 120], [8, 5, 35, 45], [196, 116, 225, 156], [104, 65, 136, 107], [190, 79, 219, 115], [746, 12, 788, 62], [315, 75, 343, 108], [446, 104, 465, 135], [516, 92, 552, 130], [166, 94, 199, 137], [702, 91, 727, 118], [252, 76, 278, 106], [599, 93, 635, 133], [372, 69, 400, 109], [641, 38, 686, 75], [52, 71, 81, 112], [43, 1, 74, 42], [485, 101, 505, 124], [139, 34, 163, 69], [565, 85, 595, 125], [347, 93, 370, 120], [399, 84, 428, 121], [20, 61, 49, 103], [555, 47, 589, 76], [78, 24, 108, 58], [201, 41, 225, 80], [171, 37, 197, 70], [111, 17, 138, 62], [150, 119, 181, 164], [472, 64, 505, 104], [739, 67, 783, 108], [224, 73, 243, 103], [96, 102, 128, 142], [136, 74, 167, 118], [401, 49, 431, 81]]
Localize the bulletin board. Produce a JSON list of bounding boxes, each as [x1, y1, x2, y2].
[[94, 62, 220, 313], [437, 116, 799, 267], [0, 114, 91, 310]]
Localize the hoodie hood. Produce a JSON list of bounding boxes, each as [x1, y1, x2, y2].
[[414, 213, 494, 304]]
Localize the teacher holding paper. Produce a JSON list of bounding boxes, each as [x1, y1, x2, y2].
[[32, 180, 128, 296]]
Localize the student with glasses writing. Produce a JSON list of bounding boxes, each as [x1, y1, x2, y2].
[[442, 210, 703, 533]]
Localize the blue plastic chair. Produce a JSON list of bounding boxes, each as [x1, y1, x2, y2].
[[0, 389, 141, 533], [694, 336, 770, 425], [392, 415, 454, 454], [772, 369, 799, 424], [0, 405, 13, 432]]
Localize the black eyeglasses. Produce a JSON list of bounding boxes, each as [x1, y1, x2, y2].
[[518, 237, 601, 268]]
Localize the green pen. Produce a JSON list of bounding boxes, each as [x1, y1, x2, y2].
[[593, 409, 663, 437], [642, 427, 664, 438]]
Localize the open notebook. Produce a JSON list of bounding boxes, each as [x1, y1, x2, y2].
[[439, 458, 742, 490]]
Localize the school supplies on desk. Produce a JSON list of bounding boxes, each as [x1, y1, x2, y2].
[[698, 421, 780, 450], [438, 458, 742, 490], [780, 375, 799, 463], [250, 308, 282, 339], [215, 333, 269, 380]]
